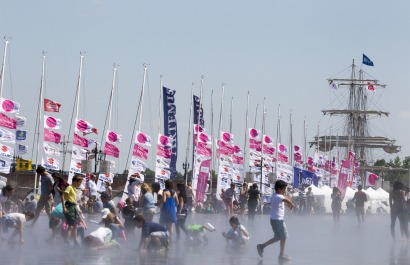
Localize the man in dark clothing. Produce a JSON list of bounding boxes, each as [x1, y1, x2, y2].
[[133, 214, 169, 252], [353, 185, 368, 224]]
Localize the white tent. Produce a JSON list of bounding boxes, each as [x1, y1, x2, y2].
[[365, 187, 382, 201], [320, 185, 333, 196], [376, 187, 390, 200]]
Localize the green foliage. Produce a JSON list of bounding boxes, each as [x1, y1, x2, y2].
[[373, 156, 410, 185]]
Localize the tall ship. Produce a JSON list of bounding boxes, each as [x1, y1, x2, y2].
[[309, 58, 400, 181]]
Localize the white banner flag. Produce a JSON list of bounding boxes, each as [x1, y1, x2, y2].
[[42, 156, 60, 171], [0, 128, 15, 144], [43, 142, 60, 157]]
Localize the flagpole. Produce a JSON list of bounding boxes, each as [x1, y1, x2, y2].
[[303, 118, 307, 169], [107, 64, 118, 133], [157, 75, 163, 134], [260, 98, 266, 204], [289, 110, 293, 168], [253, 104, 259, 128], [0, 37, 9, 99], [185, 83, 194, 186], [243, 91, 249, 176], [218, 83, 225, 135], [210, 89, 214, 194], [275, 104, 281, 180], [138, 64, 148, 132], [34, 51, 46, 194], [75, 52, 85, 121], [229, 97, 233, 134]]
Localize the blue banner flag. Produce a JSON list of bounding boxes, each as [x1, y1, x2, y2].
[[362, 54, 374, 66], [16, 130, 27, 141], [162, 87, 178, 179], [293, 167, 319, 188], [193, 95, 204, 127]]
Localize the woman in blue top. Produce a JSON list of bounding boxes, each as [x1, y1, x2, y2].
[[159, 180, 179, 240]]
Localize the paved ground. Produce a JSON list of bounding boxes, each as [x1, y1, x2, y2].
[[0, 212, 408, 265]]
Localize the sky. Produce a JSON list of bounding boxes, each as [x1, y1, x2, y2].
[[1, 0, 410, 174]]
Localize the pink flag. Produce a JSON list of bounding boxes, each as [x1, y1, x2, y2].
[[44, 115, 62, 130], [338, 159, 353, 199], [157, 145, 172, 159], [135, 131, 151, 146], [249, 139, 262, 150], [367, 82, 375, 92], [233, 145, 242, 154], [44, 98, 61, 112], [104, 142, 120, 158], [263, 145, 275, 155], [196, 159, 211, 203], [263, 135, 273, 145], [158, 134, 171, 147], [133, 144, 148, 160], [278, 143, 288, 153], [0, 98, 20, 114], [366, 172, 379, 186], [73, 133, 89, 147], [106, 131, 122, 143], [294, 145, 301, 152], [233, 155, 244, 165], [278, 153, 289, 163], [44, 129, 61, 144], [76, 119, 98, 135], [197, 142, 212, 156], [194, 124, 205, 133], [249, 128, 260, 139], [221, 131, 234, 143], [0, 113, 16, 129]]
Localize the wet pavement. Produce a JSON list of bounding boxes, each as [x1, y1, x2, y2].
[[0, 213, 408, 265]]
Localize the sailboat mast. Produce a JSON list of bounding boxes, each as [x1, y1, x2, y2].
[[34, 51, 46, 193], [138, 64, 148, 132], [157, 75, 163, 134], [253, 104, 259, 128], [0, 37, 9, 99], [303, 118, 307, 169], [275, 105, 281, 178], [210, 90, 214, 194], [218, 83, 225, 135], [260, 98, 266, 192], [289, 111, 293, 167]]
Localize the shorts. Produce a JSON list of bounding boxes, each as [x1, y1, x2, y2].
[[37, 195, 52, 211], [149, 231, 169, 241], [356, 206, 365, 216], [270, 219, 288, 240]]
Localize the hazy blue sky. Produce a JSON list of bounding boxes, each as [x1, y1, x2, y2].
[[1, 1, 410, 173]]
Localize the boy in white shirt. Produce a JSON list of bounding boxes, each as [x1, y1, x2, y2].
[[257, 180, 294, 261]]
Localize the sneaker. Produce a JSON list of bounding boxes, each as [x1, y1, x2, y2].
[[278, 255, 292, 261], [257, 244, 264, 257]]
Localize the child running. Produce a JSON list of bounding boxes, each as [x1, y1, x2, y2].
[[62, 174, 85, 247], [222, 216, 249, 245], [257, 180, 294, 261]]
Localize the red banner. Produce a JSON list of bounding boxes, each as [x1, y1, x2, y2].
[[44, 98, 61, 112], [196, 159, 211, 203], [157, 145, 171, 159]]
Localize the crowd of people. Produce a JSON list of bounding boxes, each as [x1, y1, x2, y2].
[[0, 165, 406, 261]]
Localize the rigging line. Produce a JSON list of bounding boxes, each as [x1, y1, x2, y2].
[[6, 47, 14, 100], [66, 82, 79, 147], [99, 82, 112, 148], [145, 70, 154, 142], [123, 85, 143, 173], [329, 64, 352, 80]]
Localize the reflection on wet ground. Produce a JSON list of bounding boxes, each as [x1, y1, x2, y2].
[[0, 213, 408, 265]]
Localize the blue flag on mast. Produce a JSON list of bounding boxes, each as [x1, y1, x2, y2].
[[162, 87, 178, 179], [362, 54, 374, 66]]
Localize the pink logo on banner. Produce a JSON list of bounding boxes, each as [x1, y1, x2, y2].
[[278, 153, 288, 163], [76, 120, 90, 132], [46, 116, 58, 128], [294, 145, 301, 152], [264, 135, 273, 145], [233, 145, 242, 154], [0, 113, 16, 129], [44, 129, 61, 144], [194, 124, 204, 133], [73, 133, 88, 147], [249, 128, 259, 139], [136, 132, 151, 146], [199, 133, 210, 144], [133, 144, 148, 160], [159, 135, 169, 146], [104, 142, 120, 158], [222, 132, 232, 143], [2, 100, 14, 112], [107, 132, 119, 143], [263, 145, 275, 155], [278, 144, 287, 153], [157, 145, 172, 159]]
